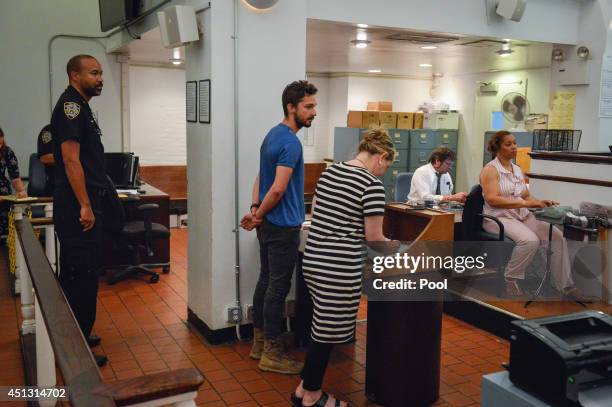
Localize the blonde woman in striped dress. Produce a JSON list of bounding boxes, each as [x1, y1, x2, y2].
[[292, 128, 397, 407], [480, 130, 580, 298]]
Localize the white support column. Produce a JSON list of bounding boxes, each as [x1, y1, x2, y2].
[[44, 204, 56, 273], [13, 204, 24, 294], [35, 297, 57, 407]]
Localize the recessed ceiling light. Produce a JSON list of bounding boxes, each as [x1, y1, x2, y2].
[[368, 69, 382, 73], [350, 39, 370, 48], [357, 23, 369, 28], [421, 45, 438, 50], [419, 63, 433, 67]]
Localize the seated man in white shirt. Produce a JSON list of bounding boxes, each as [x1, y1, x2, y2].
[[408, 147, 467, 203]]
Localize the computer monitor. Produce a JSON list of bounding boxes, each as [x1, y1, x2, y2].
[[105, 152, 137, 188]]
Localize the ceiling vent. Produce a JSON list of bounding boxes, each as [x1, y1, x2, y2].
[[459, 39, 528, 48], [385, 32, 460, 44]]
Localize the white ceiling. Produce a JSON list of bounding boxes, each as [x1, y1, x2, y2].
[[116, 27, 185, 67], [306, 19, 553, 77], [117, 20, 553, 75]]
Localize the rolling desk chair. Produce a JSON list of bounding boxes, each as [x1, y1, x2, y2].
[[461, 184, 515, 297], [27, 154, 48, 197], [108, 203, 171, 284], [26, 153, 49, 218], [394, 172, 413, 202]]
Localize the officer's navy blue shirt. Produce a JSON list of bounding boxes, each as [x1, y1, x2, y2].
[[258, 123, 304, 227], [50, 85, 106, 189]]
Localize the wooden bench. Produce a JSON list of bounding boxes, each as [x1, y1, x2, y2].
[[139, 163, 327, 215], [139, 166, 188, 224]]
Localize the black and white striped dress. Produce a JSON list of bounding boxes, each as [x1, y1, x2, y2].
[[302, 162, 386, 343]]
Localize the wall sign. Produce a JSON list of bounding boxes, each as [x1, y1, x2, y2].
[[186, 81, 197, 123], [199, 79, 211, 124]]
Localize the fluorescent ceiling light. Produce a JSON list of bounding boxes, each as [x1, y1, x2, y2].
[[172, 60, 182, 65], [419, 63, 433, 67], [357, 23, 368, 28], [421, 45, 438, 50], [368, 69, 382, 73], [355, 42, 368, 48], [173, 48, 180, 60], [356, 31, 368, 41]]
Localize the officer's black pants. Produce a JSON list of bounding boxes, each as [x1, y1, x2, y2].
[[54, 186, 104, 339]]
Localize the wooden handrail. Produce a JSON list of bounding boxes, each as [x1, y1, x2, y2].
[[15, 219, 114, 406], [93, 368, 204, 406], [15, 218, 205, 406]]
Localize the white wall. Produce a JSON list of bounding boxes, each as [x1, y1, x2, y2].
[[347, 76, 433, 112], [128, 65, 186, 164], [0, 0, 124, 177], [550, 0, 611, 150], [303, 76, 330, 162], [185, 0, 307, 330], [433, 68, 551, 192]]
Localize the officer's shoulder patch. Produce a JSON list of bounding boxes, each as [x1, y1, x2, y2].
[[63, 101, 81, 120], [41, 131, 52, 144]]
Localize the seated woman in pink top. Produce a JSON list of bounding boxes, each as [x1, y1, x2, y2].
[[480, 130, 580, 297]]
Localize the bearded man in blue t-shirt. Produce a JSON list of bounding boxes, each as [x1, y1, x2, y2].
[[240, 80, 317, 374]]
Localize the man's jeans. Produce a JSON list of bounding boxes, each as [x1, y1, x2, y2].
[[253, 220, 301, 340]]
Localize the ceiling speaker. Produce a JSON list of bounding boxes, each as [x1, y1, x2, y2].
[[157, 5, 199, 49], [496, 0, 527, 22]]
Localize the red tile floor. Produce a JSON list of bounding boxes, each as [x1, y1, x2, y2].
[[0, 229, 511, 406]]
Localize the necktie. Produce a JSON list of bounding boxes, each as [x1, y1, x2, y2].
[[435, 172, 441, 195]]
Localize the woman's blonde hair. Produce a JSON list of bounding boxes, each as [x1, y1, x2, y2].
[[357, 127, 397, 162]]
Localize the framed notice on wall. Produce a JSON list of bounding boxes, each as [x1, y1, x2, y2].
[[186, 81, 197, 123], [199, 79, 211, 124]]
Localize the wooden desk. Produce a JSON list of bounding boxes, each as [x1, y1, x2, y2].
[[105, 182, 170, 267], [365, 204, 454, 407]]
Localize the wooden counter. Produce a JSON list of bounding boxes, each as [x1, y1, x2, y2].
[[528, 151, 612, 303], [365, 204, 455, 407]]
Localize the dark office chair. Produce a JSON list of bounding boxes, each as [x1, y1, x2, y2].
[[26, 153, 50, 219], [108, 203, 171, 284], [461, 184, 515, 296], [394, 172, 413, 202], [27, 153, 48, 197]]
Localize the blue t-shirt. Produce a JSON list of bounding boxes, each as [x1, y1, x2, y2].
[[258, 123, 304, 227]]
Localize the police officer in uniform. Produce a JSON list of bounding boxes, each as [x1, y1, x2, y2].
[[50, 54, 107, 366], [36, 125, 54, 196]]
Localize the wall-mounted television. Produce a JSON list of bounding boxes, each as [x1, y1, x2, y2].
[[99, 0, 139, 32]]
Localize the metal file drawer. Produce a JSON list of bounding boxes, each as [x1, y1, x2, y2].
[[388, 129, 410, 150], [382, 166, 408, 187], [410, 130, 437, 149], [436, 130, 458, 149], [391, 148, 409, 167], [409, 148, 432, 168]]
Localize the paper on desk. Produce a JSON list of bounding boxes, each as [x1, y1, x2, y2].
[[578, 384, 612, 407], [117, 189, 139, 194]]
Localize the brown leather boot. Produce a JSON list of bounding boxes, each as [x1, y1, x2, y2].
[[258, 339, 303, 374], [249, 327, 264, 360]]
